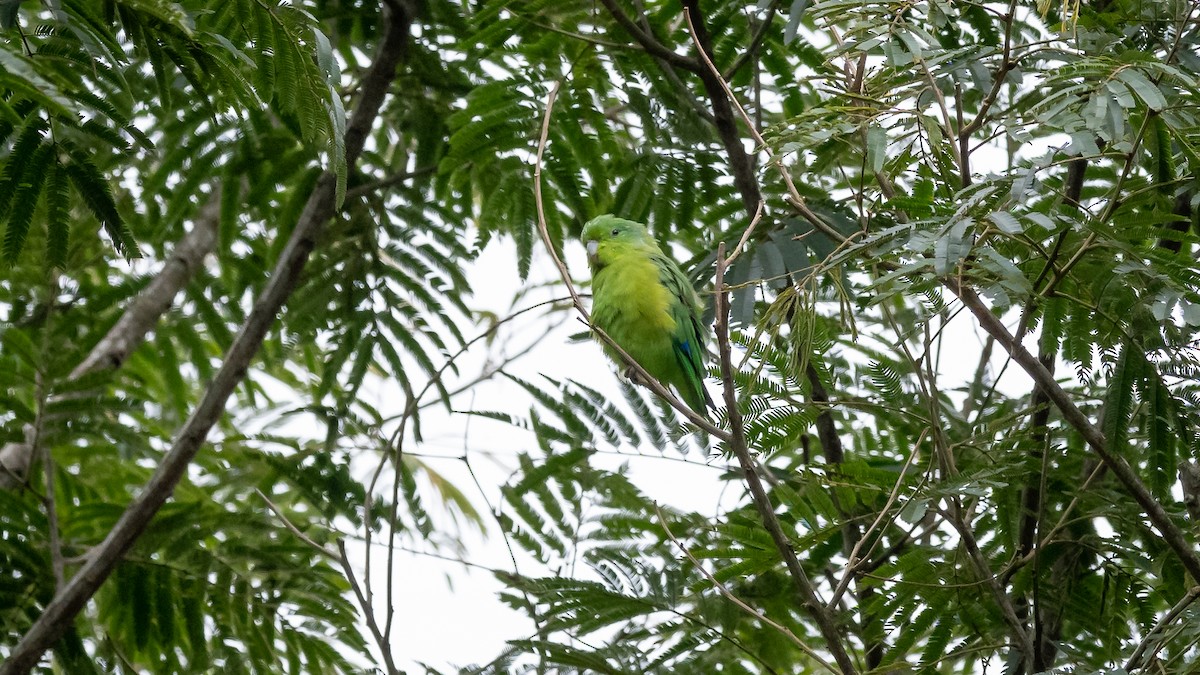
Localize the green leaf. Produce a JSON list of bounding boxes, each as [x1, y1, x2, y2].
[[44, 160, 71, 268], [1115, 68, 1166, 111], [3, 142, 52, 261], [64, 150, 139, 258]]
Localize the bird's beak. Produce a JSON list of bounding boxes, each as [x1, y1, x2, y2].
[[586, 240, 598, 265]]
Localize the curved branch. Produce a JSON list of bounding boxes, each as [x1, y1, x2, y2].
[[714, 242, 859, 675], [596, 0, 701, 73]]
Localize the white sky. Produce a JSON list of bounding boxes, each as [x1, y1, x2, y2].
[[356, 224, 1044, 670]]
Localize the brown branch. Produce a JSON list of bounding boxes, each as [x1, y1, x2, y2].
[[957, 0, 1018, 139], [1013, 336, 1055, 672], [715, 242, 859, 674], [1125, 585, 1200, 671], [826, 430, 925, 610], [69, 189, 222, 379], [34, 363, 63, 591], [722, 0, 780, 80], [596, 0, 701, 73], [0, 6, 414, 673], [682, 10, 845, 244], [946, 279, 1200, 584], [681, 1, 762, 218], [254, 488, 401, 675], [344, 164, 436, 201]]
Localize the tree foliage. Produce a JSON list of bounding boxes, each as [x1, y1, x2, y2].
[[2, 0, 1200, 673]]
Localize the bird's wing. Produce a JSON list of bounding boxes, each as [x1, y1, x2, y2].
[[652, 251, 714, 409]]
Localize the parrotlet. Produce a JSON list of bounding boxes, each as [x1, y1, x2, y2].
[[582, 215, 714, 415]]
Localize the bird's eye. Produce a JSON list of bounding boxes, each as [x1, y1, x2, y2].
[[610, 228, 619, 236]]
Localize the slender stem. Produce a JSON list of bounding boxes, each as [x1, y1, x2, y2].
[[595, 0, 700, 72], [340, 541, 402, 675], [826, 429, 925, 610], [683, 10, 845, 244], [948, 280, 1200, 584], [34, 341, 63, 591], [655, 504, 837, 672], [714, 242, 859, 674], [722, 0, 780, 79], [1124, 586, 1200, 671]]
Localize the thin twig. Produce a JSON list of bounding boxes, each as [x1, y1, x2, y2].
[[344, 165, 436, 200], [256, 489, 339, 558], [257, 474, 400, 675], [654, 504, 837, 672], [722, 0, 780, 79], [596, 0, 700, 72], [714, 242, 859, 674], [958, 0, 1018, 139], [723, 200, 765, 268], [339, 541, 402, 675], [1125, 586, 1200, 671], [826, 428, 926, 610], [34, 338, 63, 590], [948, 280, 1200, 584], [532, 79, 730, 441], [683, 10, 846, 244]]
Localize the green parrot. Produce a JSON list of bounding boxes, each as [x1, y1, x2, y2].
[[582, 214, 714, 416]]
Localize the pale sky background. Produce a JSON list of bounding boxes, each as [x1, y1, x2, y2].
[[362, 239, 750, 670], [353, 225, 1042, 671]]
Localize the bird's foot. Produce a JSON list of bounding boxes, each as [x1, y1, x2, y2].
[[622, 365, 647, 387]]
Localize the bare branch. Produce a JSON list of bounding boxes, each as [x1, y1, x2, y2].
[[826, 429, 925, 610], [596, 0, 701, 73], [714, 242, 859, 674], [1125, 586, 1200, 671], [683, 9, 846, 244], [344, 165, 436, 201], [70, 189, 222, 379], [681, 2, 763, 218], [722, 0, 780, 80], [339, 541, 402, 675], [947, 280, 1200, 584]]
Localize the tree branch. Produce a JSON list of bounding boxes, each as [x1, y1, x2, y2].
[[946, 279, 1200, 584], [69, 189, 222, 379], [0, 5, 414, 672], [682, 10, 845, 244], [1125, 585, 1200, 671], [344, 165, 436, 201], [714, 242, 859, 674], [596, 0, 701, 73], [681, 1, 762, 218], [655, 504, 837, 672], [722, 0, 780, 80]]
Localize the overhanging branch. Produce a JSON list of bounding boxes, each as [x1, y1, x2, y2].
[[0, 5, 414, 672]]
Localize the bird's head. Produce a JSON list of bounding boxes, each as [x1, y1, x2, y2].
[[582, 215, 657, 269]]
